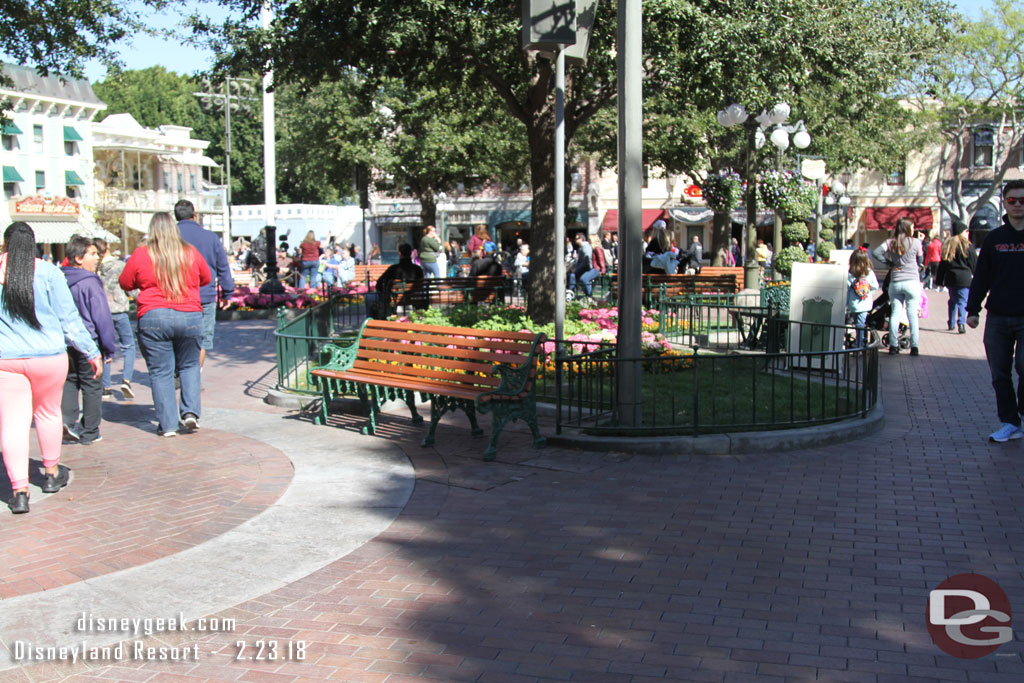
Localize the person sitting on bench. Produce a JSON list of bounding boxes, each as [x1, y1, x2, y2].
[[368, 243, 425, 318]]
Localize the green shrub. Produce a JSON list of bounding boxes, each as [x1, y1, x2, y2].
[[819, 227, 835, 243], [774, 246, 810, 277], [816, 240, 833, 262], [821, 217, 835, 230], [782, 222, 809, 245]]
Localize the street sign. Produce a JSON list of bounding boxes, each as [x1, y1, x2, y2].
[[801, 158, 827, 180], [522, 0, 577, 52]]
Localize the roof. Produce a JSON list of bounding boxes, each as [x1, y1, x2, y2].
[[1, 63, 105, 107]]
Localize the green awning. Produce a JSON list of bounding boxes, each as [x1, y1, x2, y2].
[[65, 170, 85, 185], [3, 166, 24, 183], [2, 121, 22, 135], [63, 126, 83, 142]]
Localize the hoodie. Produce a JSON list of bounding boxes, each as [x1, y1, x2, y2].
[[61, 266, 117, 357]]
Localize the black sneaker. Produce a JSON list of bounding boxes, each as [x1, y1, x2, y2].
[[910, 347, 920, 356], [181, 413, 199, 432], [62, 424, 80, 442], [888, 347, 899, 355], [79, 435, 103, 446], [119, 380, 135, 400], [8, 491, 28, 514], [958, 324, 966, 334], [41, 467, 69, 493], [102, 388, 115, 397]]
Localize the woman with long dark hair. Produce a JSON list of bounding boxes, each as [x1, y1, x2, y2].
[[119, 213, 211, 436], [0, 222, 102, 514], [873, 217, 924, 355], [936, 220, 977, 333]]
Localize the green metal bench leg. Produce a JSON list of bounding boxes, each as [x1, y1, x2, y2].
[[405, 390, 423, 425], [313, 378, 330, 425], [483, 414, 508, 461], [357, 384, 376, 435], [526, 412, 546, 449], [422, 395, 444, 447], [465, 402, 484, 437]]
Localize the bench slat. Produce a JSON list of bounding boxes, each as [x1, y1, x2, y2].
[[358, 338, 531, 365], [312, 369, 485, 400], [366, 319, 537, 342], [352, 355, 503, 385], [362, 332, 536, 355]]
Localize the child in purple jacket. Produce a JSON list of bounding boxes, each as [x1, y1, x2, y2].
[[60, 235, 116, 445]]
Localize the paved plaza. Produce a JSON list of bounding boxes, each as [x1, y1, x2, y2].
[[1, 295, 1023, 682]]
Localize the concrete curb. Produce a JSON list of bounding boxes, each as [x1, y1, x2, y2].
[[545, 393, 884, 456]]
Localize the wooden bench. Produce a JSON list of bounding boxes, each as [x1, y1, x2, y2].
[[610, 270, 743, 304], [353, 264, 390, 284], [384, 275, 507, 317], [310, 319, 547, 460]]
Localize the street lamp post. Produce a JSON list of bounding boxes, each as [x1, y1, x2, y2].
[[717, 102, 811, 285]]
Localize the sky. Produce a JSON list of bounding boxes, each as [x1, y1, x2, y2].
[[80, 0, 998, 84]]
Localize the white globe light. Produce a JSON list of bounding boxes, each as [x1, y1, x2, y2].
[[826, 193, 838, 204], [793, 130, 811, 149], [770, 127, 790, 150], [768, 102, 790, 125], [839, 195, 851, 206], [726, 103, 748, 126], [831, 180, 846, 194], [754, 128, 767, 149], [717, 110, 730, 127]]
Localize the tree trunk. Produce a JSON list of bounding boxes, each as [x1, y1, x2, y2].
[[526, 111, 557, 325], [710, 211, 731, 266], [418, 190, 437, 228]]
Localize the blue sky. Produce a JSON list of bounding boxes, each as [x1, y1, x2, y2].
[[82, 0, 997, 83]]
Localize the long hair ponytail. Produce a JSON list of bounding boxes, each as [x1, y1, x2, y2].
[[941, 231, 969, 261], [1, 222, 42, 329], [891, 218, 915, 257], [147, 212, 193, 301]]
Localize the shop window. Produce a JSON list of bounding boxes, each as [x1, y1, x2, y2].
[[973, 128, 995, 168], [886, 162, 906, 186], [33, 124, 43, 154], [35, 170, 45, 192]]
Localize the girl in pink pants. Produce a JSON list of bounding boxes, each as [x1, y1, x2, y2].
[[0, 355, 70, 490], [1, 222, 101, 514]]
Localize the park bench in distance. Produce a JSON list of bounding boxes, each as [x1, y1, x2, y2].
[[610, 267, 744, 304], [384, 275, 507, 317], [352, 264, 390, 285], [310, 319, 547, 460]]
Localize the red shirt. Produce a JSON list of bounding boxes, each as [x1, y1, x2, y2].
[[119, 246, 211, 319], [925, 238, 942, 266], [300, 241, 321, 261]]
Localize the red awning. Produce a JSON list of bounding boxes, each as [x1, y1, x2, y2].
[[601, 209, 668, 233], [863, 207, 934, 232]]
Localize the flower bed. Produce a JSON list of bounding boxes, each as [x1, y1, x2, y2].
[[222, 281, 371, 311]]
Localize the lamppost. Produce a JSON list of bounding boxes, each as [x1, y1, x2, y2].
[[826, 179, 851, 247], [717, 102, 811, 286]]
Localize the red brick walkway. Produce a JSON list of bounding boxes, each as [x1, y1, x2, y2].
[[7, 305, 1024, 682]]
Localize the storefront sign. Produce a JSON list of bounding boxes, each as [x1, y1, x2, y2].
[[683, 184, 703, 198], [11, 196, 80, 217]]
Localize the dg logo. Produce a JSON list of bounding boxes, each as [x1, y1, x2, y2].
[[927, 574, 1013, 658]]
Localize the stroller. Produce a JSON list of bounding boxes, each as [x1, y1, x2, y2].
[[863, 270, 911, 349]]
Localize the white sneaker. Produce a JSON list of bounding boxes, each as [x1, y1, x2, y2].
[[989, 423, 1023, 442]]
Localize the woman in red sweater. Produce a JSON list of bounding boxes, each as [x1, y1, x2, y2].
[[120, 213, 211, 437], [298, 231, 321, 289]]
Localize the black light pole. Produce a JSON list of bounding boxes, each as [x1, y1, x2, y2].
[[259, 226, 285, 294]]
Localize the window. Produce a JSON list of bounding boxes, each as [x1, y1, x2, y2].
[[33, 124, 44, 154], [64, 141, 77, 156], [642, 164, 650, 189], [35, 170, 45, 192], [163, 171, 170, 190], [190, 173, 196, 192], [973, 128, 995, 168], [3, 182, 17, 199], [66, 184, 80, 199], [2, 134, 16, 151], [177, 173, 183, 193], [886, 163, 906, 186]]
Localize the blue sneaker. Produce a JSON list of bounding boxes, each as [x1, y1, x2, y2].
[[989, 423, 1023, 443]]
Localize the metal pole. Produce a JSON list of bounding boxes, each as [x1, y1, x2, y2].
[[743, 120, 759, 290], [616, 0, 643, 427], [554, 48, 566, 352], [259, 3, 282, 294], [813, 178, 823, 257], [772, 147, 783, 279]]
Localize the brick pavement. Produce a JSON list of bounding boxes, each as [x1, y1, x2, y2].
[[4, 299, 1024, 682]]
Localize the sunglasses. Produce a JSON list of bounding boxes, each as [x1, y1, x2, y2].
[[1007, 197, 1024, 206]]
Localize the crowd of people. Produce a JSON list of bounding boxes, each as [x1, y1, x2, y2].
[[0, 200, 235, 514]]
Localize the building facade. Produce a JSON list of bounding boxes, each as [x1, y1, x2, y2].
[[0, 63, 114, 250], [92, 113, 226, 252]]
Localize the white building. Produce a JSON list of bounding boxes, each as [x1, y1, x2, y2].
[[229, 204, 365, 249], [0, 63, 114, 246], [92, 113, 226, 250]]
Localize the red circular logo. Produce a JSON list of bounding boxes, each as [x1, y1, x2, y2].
[[927, 574, 1013, 658]]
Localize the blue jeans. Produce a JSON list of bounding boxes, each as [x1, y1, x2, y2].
[[852, 310, 868, 347], [421, 261, 440, 279], [199, 301, 217, 350], [569, 268, 600, 297], [299, 260, 320, 288], [137, 309, 203, 433], [947, 286, 969, 328], [983, 315, 1024, 427], [101, 312, 136, 388], [888, 278, 921, 349]]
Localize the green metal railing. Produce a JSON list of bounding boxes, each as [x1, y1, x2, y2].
[[554, 317, 878, 435]]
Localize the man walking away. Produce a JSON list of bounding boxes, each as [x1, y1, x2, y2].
[[966, 180, 1024, 442], [175, 200, 234, 369]]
